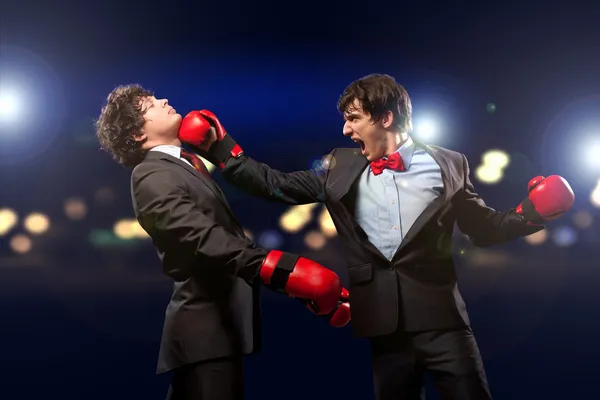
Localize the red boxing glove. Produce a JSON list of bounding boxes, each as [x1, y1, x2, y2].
[[260, 250, 342, 316], [198, 110, 244, 169], [301, 287, 351, 327], [516, 175, 575, 224], [326, 288, 351, 327], [178, 110, 213, 151]]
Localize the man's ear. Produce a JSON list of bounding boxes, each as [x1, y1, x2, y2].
[[381, 110, 394, 129], [132, 132, 147, 143]]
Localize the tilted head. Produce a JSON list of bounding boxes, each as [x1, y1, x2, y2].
[[337, 74, 412, 161], [95, 84, 182, 168]]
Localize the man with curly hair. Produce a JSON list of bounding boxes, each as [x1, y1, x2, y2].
[[95, 84, 350, 400]]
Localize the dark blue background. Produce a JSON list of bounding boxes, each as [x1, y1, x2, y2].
[[1, 1, 600, 398]]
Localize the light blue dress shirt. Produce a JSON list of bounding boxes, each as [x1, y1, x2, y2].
[[354, 136, 444, 260]]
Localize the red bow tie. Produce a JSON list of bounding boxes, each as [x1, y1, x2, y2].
[[370, 152, 405, 176]]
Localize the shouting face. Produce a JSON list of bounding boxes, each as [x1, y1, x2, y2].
[[342, 99, 399, 162]]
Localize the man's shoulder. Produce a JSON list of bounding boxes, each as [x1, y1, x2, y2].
[[418, 142, 465, 164], [328, 147, 364, 158], [131, 154, 180, 185]]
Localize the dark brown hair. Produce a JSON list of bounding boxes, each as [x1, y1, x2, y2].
[[95, 84, 153, 168], [337, 74, 412, 133]]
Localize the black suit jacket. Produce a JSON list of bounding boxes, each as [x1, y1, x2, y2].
[[130, 150, 267, 374], [208, 137, 541, 338]]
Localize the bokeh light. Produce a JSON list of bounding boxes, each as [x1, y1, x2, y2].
[[10, 234, 32, 254], [23, 212, 50, 235]]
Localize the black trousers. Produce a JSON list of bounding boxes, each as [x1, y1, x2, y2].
[[369, 327, 492, 400], [166, 356, 244, 400]]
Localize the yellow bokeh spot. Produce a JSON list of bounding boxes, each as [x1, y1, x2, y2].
[[279, 203, 318, 233], [482, 149, 510, 169], [523, 229, 548, 245], [475, 164, 504, 184], [0, 208, 18, 236], [113, 219, 137, 239], [24, 212, 50, 235], [318, 207, 337, 237]]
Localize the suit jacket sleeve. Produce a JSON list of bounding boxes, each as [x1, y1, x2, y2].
[[132, 163, 268, 282], [455, 154, 543, 247], [207, 138, 328, 205]]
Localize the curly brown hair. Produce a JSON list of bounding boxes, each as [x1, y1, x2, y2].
[[337, 74, 413, 134], [95, 84, 153, 168]]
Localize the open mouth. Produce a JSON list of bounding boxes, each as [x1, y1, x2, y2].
[[353, 138, 366, 154]]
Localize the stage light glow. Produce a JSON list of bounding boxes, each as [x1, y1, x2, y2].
[[414, 117, 438, 141], [0, 88, 21, 123], [583, 139, 600, 170], [591, 179, 600, 208]]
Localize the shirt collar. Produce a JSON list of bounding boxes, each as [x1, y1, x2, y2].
[[387, 135, 415, 170], [149, 144, 183, 160]]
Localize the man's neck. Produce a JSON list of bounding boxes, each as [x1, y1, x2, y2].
[[147, 138, 181, 150], [383, 131, 408, 157]]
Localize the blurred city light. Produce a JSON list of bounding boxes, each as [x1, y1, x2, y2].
[[482, 150, 510, 169], [476, 149, 510, 184], [572, 210, 594, 229], [523, 229, 548, 245], [475, 164, 503, 184], [257, 230, 283, 249], [64, 197, 88, 220], [113, 219, 149, 240], [94, 187, 116, 206], [279, 203, 318, 233], [304, 230, 326, 250], [552, 226, 577, 247], [23, 212, 50, 235], [318, 207, 337, 237], [0, 208, 18, 236], [10, 234, 32, 254]]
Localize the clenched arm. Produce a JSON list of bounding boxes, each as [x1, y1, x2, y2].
[[455, 154, 542, 247]]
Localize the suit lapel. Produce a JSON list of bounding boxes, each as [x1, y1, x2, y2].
[[147, 152, 240, 223], [390, 141, 454, 260], [325, 149, 390, 263], [326, 148, 369, 200]]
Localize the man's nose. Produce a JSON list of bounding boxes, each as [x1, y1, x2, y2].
[[342, 122, 352, 136]]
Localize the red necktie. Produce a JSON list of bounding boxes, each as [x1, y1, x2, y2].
[[370, 152, 405, 176], [181, 150, 211, 178]]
